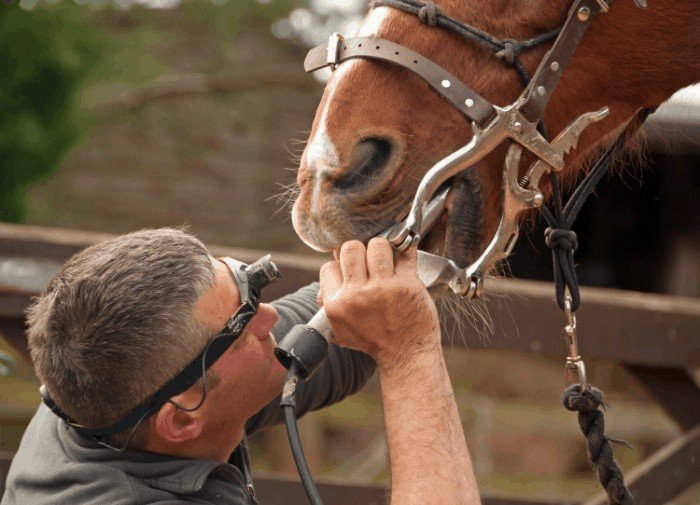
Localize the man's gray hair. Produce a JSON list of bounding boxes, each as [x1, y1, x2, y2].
[[27, 228, 216, 447]]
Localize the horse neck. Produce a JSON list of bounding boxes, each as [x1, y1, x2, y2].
[[547, 0, 699, 134]]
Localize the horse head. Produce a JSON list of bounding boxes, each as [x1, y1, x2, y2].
[[293, 0, 699, 270]]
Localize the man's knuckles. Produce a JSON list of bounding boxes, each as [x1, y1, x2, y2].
[[319, 261, 338, 279], [339, 240, 366, 258]]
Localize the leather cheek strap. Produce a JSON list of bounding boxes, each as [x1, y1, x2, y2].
[[304, 36, 497, 127]]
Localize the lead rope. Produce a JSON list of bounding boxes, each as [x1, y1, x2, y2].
[[538, 108, 654, 504]]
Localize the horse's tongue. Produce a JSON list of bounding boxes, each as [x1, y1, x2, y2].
[[443, 172, 483, 268]]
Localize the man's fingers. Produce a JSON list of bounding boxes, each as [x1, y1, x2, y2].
[[394, 244, 418, 276], [366, 237, 394, 279], [319, 261, 343, 305], [339, 240, 368, 285]]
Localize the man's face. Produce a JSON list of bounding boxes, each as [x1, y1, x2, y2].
[[192, 257, 285, 429]]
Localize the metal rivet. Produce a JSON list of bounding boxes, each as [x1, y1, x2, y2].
[[537, 85, 546, 96], [577, 6, 590, 21], [550, 61, 560, 72], [441, 79, 451, 88], [465, 98, 474, 107], [528, 193, 544, 208], [513, 122, 523, 134]]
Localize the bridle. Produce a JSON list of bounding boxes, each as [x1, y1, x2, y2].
[[303, 0, 650, 503], [306, 0, 645, 301]]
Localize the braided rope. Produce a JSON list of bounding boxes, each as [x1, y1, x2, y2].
[[370, 0, 561, 86], [563, 385, 635, 504]]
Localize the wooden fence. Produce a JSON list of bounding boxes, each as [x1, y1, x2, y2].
[[0, 223, 698, 504]]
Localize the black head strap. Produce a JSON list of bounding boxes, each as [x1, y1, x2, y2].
[[39, 254, 280, 440], [39, 303, 257, 438]]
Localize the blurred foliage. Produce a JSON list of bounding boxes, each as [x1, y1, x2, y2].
[[1, 0, 302, 223], [0, 4, 101, 222]]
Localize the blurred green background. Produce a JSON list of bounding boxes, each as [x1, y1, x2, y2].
[[3, 0, 323, 252], [0, 0, 698, 503]]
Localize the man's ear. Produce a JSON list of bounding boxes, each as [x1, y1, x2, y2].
[[153, 398, 204, 444]]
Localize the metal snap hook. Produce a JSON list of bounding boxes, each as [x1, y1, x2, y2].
[[563, 295, 588, 391], [565, 358, 588, 391]]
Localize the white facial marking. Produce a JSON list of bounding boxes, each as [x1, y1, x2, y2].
[[295, 7, 393, 250], [304, 6, 392, 178]]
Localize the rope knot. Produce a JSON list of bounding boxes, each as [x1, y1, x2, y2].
[[495, 40, 521, 65], [562, 384, 604, 412], [545, 227, 578, 251], [418, 2, 440, 26]]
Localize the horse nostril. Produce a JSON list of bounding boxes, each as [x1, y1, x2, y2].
[[335, 138, 393, 190]]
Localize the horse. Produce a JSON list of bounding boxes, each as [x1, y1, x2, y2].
[[287, 1, 699, 500], [291, 0, 699, 273]]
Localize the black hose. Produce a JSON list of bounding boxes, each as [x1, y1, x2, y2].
[[281, 364, 324, 505]]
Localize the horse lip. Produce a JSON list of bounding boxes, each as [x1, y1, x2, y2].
[[292, 193, 398, 251]]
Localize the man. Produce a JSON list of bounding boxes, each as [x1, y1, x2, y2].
[[2, 228, 479, 504]]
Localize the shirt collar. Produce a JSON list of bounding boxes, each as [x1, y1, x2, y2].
[[55, 407, 240, 495]]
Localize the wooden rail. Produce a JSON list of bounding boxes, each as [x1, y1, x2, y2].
[[0, 223, 698, 504]]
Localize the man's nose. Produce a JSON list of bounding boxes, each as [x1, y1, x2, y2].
[[248, 303, 278, 338]]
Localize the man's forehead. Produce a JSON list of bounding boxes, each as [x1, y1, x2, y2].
[[193, 260, 240, 334], [210, 257, 242, 307]]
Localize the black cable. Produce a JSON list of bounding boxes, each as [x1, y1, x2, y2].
[[281, 363, 324, 505]]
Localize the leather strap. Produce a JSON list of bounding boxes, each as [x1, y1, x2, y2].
[[304, 36, 497, 126], [520, 0, 608, 122]]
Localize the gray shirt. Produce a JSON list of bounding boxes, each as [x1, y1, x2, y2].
[[2, 283, 375, 505]]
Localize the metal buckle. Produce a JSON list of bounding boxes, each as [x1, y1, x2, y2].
[[563, 296, 588, 390], [327, 32, 343, 70]]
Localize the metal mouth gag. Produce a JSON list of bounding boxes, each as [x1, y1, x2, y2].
[[382, 104, 609, 298], [304, 0, 622, 299]]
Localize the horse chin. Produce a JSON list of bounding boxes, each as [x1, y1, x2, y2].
[[292, 198, 399, 252]]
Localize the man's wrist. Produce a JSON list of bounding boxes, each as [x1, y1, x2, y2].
[[375, 333, 443, 376]]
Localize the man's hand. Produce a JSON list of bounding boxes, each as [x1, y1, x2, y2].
[[318, 238, 439, 367], [318, 237, 481, 504]]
